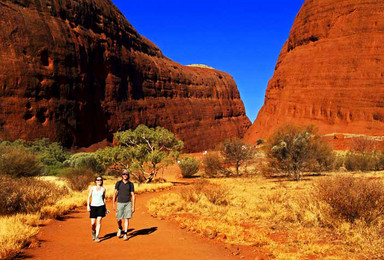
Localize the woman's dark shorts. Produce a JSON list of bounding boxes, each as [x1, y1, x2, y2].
[[90, 205, 106, 218]]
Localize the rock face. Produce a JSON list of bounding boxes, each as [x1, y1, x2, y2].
[[245, 0, 384, 143], [0, 0, 250, 151]]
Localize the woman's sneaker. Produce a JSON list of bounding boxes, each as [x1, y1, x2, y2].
[[123, 234, 128, 240], [92, 231, 96, 240], [94, 237, 100, 243], [117, 229, 122, 237]]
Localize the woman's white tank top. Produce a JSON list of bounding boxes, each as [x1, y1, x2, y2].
[[90, 186, 105, 207]]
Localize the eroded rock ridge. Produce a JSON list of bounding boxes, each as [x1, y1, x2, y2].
[[0, 0, 250, 151]]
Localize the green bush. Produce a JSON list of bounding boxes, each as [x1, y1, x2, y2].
[[62, 168, 95, 191], [0, 176, 67, 215], [179, 157, 199, 178], [64, 153, 102, 172], [0, 145, 42, 177], [29, 139, 69, 170], [317, 176, 384, 225]]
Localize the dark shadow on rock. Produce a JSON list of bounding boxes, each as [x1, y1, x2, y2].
[[126, 227, 157, 241]]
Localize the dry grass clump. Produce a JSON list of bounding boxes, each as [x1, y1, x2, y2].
[[0, 176, 68, 215], [0, 145, 42, 177], [181, 180, 231, 206], [0, 214, 40, 259], [317, 176, 384, 225], [148, 174, 384, 259], [62, 168, 95, 191]]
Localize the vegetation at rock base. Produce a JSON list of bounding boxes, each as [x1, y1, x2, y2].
[[266, 124, 335, 180]]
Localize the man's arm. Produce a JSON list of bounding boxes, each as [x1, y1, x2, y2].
[[131, 192, 135, 213]]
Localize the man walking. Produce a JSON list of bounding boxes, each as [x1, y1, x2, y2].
[[113, 170, 135, 240]]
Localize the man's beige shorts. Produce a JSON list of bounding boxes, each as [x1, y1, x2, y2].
[[116, 202, 132, 219]]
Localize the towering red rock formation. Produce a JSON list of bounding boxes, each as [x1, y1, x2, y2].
[[245, 0, 384, 143], [0, 0, 250, 151]]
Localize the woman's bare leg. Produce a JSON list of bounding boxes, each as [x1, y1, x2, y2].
[[96, 217, 102, 238]]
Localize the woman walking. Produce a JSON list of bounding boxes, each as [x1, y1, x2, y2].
[[87, 176, 107, 242]]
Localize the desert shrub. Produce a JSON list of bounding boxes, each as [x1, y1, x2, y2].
[[220, 138, 254, 175], [352, 137, 377, 153], [202, 153, 228, 178], [0, 145, 42, 177], [62, 168, 95, 191], [64, 153, 102, 172], [0, 176, 67, 215], [316, 176, 384, 225], [179, 157, 199, 178], [266, 124, 334, 180]]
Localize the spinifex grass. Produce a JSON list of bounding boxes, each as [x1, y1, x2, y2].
[[147, 173, 384, 259]]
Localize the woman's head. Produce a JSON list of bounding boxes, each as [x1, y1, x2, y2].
[[95, 176, 103, 186]]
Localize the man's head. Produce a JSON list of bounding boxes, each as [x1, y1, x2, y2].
[[122, 170, 129, 180]]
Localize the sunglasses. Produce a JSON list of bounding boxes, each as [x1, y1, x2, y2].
[[96, 179, 102, 181], [122, 173, 128, 176]]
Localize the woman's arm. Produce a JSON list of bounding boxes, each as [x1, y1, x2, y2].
[[87, 186, 93, 211]]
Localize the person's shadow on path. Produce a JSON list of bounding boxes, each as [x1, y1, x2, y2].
[[125, 227, 158, 241], [100, 228, 134, 242]]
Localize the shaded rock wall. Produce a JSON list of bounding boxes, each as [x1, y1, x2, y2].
[[0, 0, 250, 151], [245, 0, 384, 143]]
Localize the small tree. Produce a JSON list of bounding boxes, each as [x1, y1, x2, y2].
[[220, 138, 253, 175], [267, 124, 334, 180], [114, 125, 183, 183], [95, 146, 134, 173], [179, 157, 199, 178]]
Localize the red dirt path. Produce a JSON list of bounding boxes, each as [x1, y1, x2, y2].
[[21, 188, 254, 260]]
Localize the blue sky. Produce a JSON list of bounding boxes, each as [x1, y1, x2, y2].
[[112, 0, 305, 122]]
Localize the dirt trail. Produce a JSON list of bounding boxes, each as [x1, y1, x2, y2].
[[22, 187, 246, 260]]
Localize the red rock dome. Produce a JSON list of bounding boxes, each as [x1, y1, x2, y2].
[[0, 0, 250, 151], [245, 0, 384, 143]]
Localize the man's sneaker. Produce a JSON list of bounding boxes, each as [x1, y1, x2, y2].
[[91, 231, 96, 240], [94, 237, 100, 243], [123, 234, 128, 240], [117, 229, 122, 237]]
